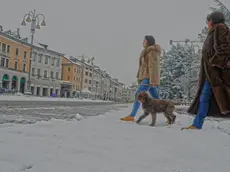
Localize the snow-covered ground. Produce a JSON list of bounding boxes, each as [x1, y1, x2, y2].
[[0, 95, 111, 102], [0, 105, 230, 172]]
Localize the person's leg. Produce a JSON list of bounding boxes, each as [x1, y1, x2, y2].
[[130, 78, 150, 117], [120, 78, 149, 121], [185, 80, 213, 129], [148, 86, 159, 99]]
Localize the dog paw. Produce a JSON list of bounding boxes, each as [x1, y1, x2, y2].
[[149, 124, 155, 127], [136, 120, 141, 124]]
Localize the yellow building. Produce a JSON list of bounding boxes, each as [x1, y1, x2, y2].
[[0, 28, 31, 93], [61, 56, 82, 97]]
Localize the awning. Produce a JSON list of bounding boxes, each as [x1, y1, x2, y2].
[[20, 78, 25, 84], [12, 76, 17, 81], [2, 74, 9, 81]]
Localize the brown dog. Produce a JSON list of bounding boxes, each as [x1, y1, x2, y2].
[[136, 91, 176, 126]]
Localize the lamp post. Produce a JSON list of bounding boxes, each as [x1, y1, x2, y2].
[[21, 9, 46, 93]]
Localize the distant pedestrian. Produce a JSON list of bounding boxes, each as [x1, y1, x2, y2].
[[120, 35, 161, 122], [183, 11, 230, 130]]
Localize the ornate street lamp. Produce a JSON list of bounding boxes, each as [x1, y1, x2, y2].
[[21, 9, 46, 92]]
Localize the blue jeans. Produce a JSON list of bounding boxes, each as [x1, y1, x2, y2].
[[192, 80, 212, 129], [130, 78, 159, 117]]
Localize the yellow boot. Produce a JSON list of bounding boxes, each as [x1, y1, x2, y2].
[[181, 125, 199, 130], [120, 115, 134, 122]]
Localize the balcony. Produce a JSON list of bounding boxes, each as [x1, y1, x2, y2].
[[0, 48, 10, 58], [15, 55, 19, 60]]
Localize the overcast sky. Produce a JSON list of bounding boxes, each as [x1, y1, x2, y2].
[[1, 0, 229, 85]]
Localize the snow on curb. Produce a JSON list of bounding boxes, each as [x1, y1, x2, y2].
[[0, 95, 112, 103]]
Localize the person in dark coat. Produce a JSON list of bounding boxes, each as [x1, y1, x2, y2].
[[183, 11, 230, 130]]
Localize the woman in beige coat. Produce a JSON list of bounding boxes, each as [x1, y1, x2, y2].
[[121, 35, 161, 122]]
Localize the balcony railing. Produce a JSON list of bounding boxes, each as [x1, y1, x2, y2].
[[0, 48, 10, 57]]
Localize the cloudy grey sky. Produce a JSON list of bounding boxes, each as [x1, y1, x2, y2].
[[1, 0, 229, 85]]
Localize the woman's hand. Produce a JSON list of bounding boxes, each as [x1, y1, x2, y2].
[[227, 60, 230, 68]]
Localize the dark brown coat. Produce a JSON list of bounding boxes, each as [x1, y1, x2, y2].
[[188, 24, 230, 117]]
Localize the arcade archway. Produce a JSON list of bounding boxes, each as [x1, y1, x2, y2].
[[2, 74, 9, 89], [20, 77, 26, 93], [11, 76, 18, 90]]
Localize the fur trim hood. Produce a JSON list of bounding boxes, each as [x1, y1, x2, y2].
[[140, 44, 162, 56]]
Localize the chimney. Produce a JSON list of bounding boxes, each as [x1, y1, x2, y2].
[[17, 28, 20, 36]]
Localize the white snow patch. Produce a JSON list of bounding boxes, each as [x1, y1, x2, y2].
[[0, 105, 229, 172], [75, 113, 84, 121], [15, 92, 24, 96]]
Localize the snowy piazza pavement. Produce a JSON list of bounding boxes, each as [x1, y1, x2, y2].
[[0, 95, 126, 124], [0, 96, 230, 171]]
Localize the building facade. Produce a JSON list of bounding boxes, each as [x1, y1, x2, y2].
[[61, 56, 82, 97], [118, 82, 124, 102], [122, 85, 131, 102], [30, 42, 63, 97], [91, 67, 103, 99], [103, 72, 111, 100], [69, 55, 94, 91], [110, 78, 119, 101], [0, 28, 30, 93]]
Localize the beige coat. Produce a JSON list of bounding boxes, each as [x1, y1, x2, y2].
[[136, 45, 161, 85]]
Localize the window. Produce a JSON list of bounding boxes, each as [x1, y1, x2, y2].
[[1, 58, 5, 67], [45, 55, 49, 64], [6, 59, 9, 68], [67, 76, 70, 80], [50, 71, 54, 79], [44, 70, 48, 78], [89, 73, 92, 77], [37, 69, 40, 76], [39, 54, 42, 63], [23, 64, 26, 72], [89, 80, 91, 84], [85, 71, 88, 76], [32, 68, 35, 76], [16, 48, 19, 56], [56, 72, 59, 79], [56, 59, 60, 67], [51, 57, 55, 66], [90, 68, 92, 71], [33, 52, 37, 61], [74, 76, 76, 80], [14, 61, 18, 70], [24, 51, 27, 59], [74, 68, 76, 72], [2, 43, 6, 52], [86, 67, 88, 70], [68, 67, 71, 71], [85, 79, 88, 83], [7, 45, 10, 53], [88, 87, 91, 91]]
